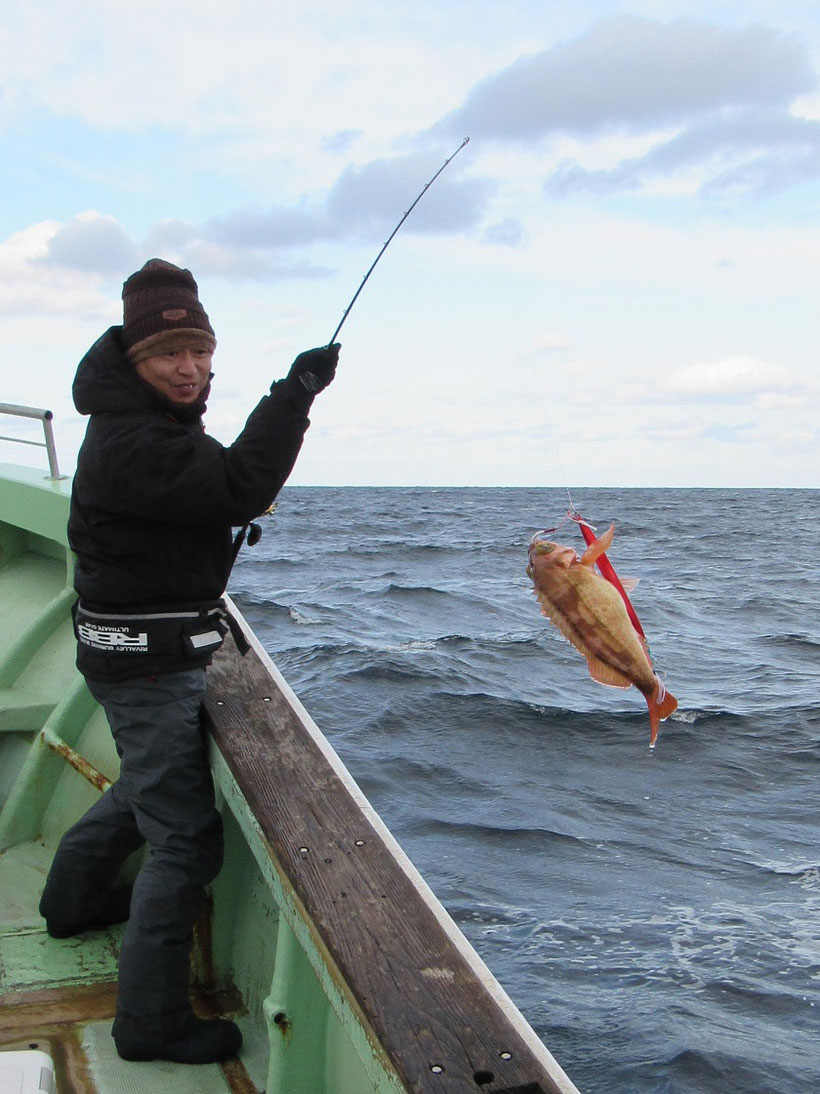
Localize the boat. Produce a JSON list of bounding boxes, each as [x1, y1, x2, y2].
[[0, 403, 581, 1094]]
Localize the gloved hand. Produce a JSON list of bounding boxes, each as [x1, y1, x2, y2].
[[286, 343, 340, 396]]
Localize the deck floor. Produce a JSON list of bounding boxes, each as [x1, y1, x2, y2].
[[0, 844, 257, 1094]]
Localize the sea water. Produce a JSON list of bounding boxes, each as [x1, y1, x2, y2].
[[229, 487, 819, 1094]]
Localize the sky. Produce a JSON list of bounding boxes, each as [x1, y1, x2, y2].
[[1, 0, 818, 488]]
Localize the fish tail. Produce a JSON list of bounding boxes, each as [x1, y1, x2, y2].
[[647, 677, 678, 748]]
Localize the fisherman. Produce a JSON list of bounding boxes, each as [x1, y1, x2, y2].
[[38, 259, 339, 1064]]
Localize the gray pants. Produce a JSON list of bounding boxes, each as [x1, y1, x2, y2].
[[40, 668, 223, 1038]]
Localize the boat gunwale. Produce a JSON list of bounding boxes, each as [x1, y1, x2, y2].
[[0, 461, 580, 1094], [204, 602, 581, 1094]]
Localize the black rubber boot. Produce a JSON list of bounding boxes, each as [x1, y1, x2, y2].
[[113, 1015, 242, 1064]]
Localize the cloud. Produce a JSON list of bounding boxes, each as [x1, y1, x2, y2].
[[435, 17, 815, 141], [8, 145, 494, 283], [205, 205, 334, 250], [208, 149, 493, 249], [700, 422, 757, 443], [698, 118, 820, 197], [482, 218, 526, 247], [326, 150, 493, 235], [147, 238, 335, 283], [321, 130, 363, 155], [39, 211, 139, 273], [432, 16, 819, 201], [663, 356, 804, 402], [545, 108, 820, 197], [0, 211, 328, 289], [0, 220, 117, 317], [161, 149, 493, 272]]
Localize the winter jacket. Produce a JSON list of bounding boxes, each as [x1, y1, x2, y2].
[[69, 327, 311, 679]]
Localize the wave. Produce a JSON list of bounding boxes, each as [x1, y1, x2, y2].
[[758, 631, 820, 653], [655, 1047, 797, 1094], [378, 581, 462, 599], [236, 486, 820, 1094], [342, 631, 548, 658], [404, 815, 596, 854], [437, 632, 547, 653], [229, 592, 296, 617], [340, 660, 445, 685], [665, 708, 746, 724], [742, 859, 820, 884], [275, 647, 782, 742], [702, 978, 816, 1019]]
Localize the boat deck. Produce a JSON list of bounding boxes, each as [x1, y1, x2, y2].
[[0, 853, 253, 1094], [0, 462, 579, 1094], [0, 481, 254, 1093]]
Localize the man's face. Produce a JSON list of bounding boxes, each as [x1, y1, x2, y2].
[[135, 340, 213, 404]]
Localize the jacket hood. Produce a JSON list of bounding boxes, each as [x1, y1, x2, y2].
[[73, 327, 209, 422]]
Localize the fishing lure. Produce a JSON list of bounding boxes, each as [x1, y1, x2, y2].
[[570, 512, 646, 641]]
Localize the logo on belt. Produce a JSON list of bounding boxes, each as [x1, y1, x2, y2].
[[77, 622, 149, 652]]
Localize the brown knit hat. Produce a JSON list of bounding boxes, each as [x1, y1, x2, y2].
[[122, 259, 215, 359]]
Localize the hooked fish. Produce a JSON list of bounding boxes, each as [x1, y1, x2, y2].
[[527, 522, 677, 746]]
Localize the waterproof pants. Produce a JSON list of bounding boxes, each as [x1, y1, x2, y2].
[[39, 668, 224, 1039]]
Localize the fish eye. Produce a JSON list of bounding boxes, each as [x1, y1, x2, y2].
[[535, 543, 554, 555]]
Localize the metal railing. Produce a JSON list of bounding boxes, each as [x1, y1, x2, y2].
[[0, 402, 66, 480]]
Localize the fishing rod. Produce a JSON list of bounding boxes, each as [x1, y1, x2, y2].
[[327, 136, 470, 345], [232, 138, 470, 563]]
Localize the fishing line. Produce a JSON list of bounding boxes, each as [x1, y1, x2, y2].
[[495, 247, 578, 519], [497, 250, 650, 637], [327, 136, 470, 346], [504, 257, 650, 645]]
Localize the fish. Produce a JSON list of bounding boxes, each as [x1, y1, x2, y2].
[[527, 522, 677, 746]]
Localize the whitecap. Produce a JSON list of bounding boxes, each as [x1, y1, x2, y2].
[[288, 606, 322, 625]]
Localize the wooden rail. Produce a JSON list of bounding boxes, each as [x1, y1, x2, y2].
[[203, 618, 580, 1094]]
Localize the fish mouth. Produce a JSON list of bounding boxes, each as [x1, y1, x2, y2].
[[528, 531, 556, 555]]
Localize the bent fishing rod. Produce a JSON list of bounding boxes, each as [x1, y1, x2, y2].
[[327, 136, 470, 346], [231, 137, 470, 560]]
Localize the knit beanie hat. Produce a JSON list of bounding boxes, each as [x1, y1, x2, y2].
[[122, 259, 216, 361]]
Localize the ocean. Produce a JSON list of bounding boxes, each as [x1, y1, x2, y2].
[[229, 486, 819, 1094]]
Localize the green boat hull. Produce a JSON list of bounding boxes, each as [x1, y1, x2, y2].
[[0, 461, 580, 1094]]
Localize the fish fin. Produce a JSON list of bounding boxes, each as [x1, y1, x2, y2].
[[586, 655, 632, 690], [620, 577, 640, 593], [579, 522, 615, 568], [646, 678, 678, 748], [535, 589, 636, 691]]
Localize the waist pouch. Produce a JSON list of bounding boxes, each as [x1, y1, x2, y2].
[[74, 599, 243, 682]]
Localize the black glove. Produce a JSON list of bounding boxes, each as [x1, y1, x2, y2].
[[286, 343, 340, 397]]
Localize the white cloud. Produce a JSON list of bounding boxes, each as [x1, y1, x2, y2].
[[545, 108, 820, 198], [433, 15, 820, 200], [663, 356, 804, 400], [205, 146, 492, 253], [1, 5, 819, 488], [0, 1, 487, 172], [15, 149, 494, 284], [0, 220, 116, 316], [41, 211, 139, 273], [436, 17, 815, 140]]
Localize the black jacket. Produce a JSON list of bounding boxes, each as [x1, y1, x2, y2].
[[69, 328, 311, 675]]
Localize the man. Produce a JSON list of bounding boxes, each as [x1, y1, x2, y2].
[[39, 259, 339, 1064]]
